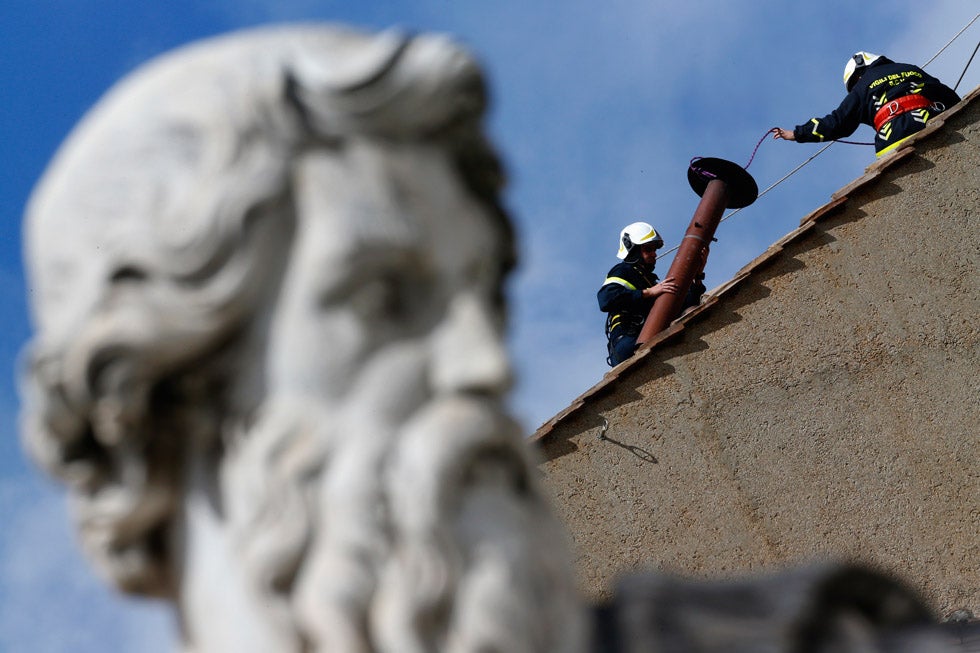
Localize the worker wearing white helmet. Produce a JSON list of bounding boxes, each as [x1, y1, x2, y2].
[[597, 221, 705, 366], [773, 51, 960, 157]]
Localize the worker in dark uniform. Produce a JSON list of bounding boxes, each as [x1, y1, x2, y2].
[[598, 221, 706, 366], [773, 51, 960, 157]]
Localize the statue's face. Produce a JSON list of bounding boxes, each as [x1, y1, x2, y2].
[[264, 140, 512, 423]]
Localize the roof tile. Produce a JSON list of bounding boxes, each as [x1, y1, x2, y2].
[[530, 86, 980, 442]]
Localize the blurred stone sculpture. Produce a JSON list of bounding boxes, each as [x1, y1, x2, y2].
[[21, 22, 971, 653], [593, 564, 961, 653], [21, 25, 584, 653]]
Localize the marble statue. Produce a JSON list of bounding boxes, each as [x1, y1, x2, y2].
[[21, 22, 967, 653], [21, 25, 584, 653]]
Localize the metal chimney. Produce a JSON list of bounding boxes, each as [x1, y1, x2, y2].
[[636, 158, 758, 345]]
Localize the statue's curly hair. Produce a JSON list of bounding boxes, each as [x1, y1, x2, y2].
[[21, 25, 511, 597]]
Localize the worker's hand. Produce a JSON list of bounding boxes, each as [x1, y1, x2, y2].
[[643, 277, 679, 298], [772, 127, 795, 141]]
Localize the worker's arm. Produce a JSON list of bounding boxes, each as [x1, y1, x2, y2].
[[774, 92, 863, 143], [598, 274, 677, 313], [598, 279, 643, 313]]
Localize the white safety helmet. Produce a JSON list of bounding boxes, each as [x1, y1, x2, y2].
[[616, 221, 664, 260], [843, 51, 882, 92]]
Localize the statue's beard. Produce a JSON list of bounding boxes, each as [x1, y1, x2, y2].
[[224, 392, 581, 653]]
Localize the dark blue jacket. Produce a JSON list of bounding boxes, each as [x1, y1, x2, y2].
[[598, 261, 705, 342], [793, 58, 960, 155]]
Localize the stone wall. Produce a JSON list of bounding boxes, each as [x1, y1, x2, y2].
[[533, 88, 979, 619]]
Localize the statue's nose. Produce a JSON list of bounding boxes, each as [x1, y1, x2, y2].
[[430, 292, 512, 397]]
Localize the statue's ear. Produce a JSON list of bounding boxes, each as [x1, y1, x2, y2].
[[20, 343, 83, 480]]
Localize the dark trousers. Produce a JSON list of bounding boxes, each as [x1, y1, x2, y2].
[[607, 334, 638, 366]]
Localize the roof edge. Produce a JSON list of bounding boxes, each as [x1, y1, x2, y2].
[[529, 84, 980, 445]]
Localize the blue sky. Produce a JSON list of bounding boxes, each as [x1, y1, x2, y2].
[[1, 2, 977, 650]]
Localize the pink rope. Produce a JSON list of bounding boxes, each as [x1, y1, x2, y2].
[[689, 127, 874, 187], [743, 129, 775, 169], [742, 127, 873, 171]]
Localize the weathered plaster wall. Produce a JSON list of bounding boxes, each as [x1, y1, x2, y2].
[[534, 90, 979, 618]]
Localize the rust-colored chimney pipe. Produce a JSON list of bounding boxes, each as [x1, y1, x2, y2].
[[636, 158, 758, 345]]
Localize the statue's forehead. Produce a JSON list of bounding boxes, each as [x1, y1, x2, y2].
[[294, 142, 505, 277], [312, 203, 504, 301]]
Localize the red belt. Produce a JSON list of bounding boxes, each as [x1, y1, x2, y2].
[[873, 94, 932, 131]]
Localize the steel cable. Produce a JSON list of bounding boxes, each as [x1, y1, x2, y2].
[[657, 13, 980, 263]]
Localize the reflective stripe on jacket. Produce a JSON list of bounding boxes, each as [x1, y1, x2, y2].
[[793, 58, 960, 156], [598, 261, 659, 340]]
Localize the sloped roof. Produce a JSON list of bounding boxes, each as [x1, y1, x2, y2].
[[530, 84, 980, 444]]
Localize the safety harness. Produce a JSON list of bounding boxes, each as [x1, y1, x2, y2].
[[873, 94, 933, 132]]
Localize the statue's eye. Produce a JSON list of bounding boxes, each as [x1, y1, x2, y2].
[[349, 270, 437, 330], [351, 272, 407, 320], [109, 265, 148, 284]]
